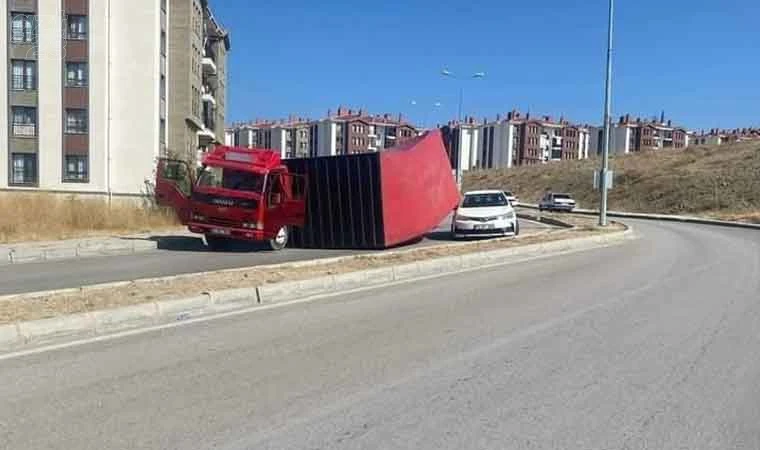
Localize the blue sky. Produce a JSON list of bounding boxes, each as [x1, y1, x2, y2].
[[214, 0, 759, 131]]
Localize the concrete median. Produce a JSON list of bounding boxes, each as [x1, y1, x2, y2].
[[0, 225, 634, 353]]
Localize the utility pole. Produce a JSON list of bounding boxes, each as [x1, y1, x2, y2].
[[599, 0, 614, 226]]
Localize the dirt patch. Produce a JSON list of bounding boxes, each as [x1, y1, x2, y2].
[[465, 140, 760, 219], [0, 219, 622, 324], [0, 193, 179, 244]]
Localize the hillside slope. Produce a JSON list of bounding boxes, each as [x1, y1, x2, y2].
[[464, 141, 760, 222]]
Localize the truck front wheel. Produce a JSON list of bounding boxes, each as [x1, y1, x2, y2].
[[268, 226, 289, 251]]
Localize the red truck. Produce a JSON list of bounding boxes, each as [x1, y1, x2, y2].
[[155, 147, 306, 250], [155, 130, 460, 251]]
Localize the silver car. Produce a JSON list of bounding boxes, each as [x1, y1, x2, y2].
[[538, 192, 576, 212]]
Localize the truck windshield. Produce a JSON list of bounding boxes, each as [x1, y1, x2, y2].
[[197, 166, 265, 193], [462, 193, 508, 207]]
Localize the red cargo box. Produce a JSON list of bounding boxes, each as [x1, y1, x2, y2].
[[379, 130, 460, 247], [287, 130, 459, 249]]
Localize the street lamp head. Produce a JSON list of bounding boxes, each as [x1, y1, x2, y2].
[[441, 69, 453, 77], [472, 72, 486, 79], [434, 102, 442, 107]]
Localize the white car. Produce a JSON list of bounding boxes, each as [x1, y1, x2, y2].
[[452, 190, 519, 239], [502, 190, 519, 205], [538, 192, 576, 212]]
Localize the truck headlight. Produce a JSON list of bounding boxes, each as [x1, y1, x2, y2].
[[242, 222, 263, 230]]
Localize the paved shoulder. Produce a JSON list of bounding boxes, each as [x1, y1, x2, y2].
[[0, 220, 548, 295]]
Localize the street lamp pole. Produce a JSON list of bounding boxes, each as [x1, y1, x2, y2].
[[599, 0, 614, 226], [441, 69, 485, 190], [457, 86, 463, 123]]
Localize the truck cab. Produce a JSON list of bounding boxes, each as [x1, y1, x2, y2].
[[155, 146, 306, 251]]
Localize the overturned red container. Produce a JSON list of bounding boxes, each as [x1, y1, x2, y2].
[[286, 130, 460, 249]]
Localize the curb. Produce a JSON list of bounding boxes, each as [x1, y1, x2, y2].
[[0, 227, 635, 352], [0, 239, 158, 266], [519, 204, 760, 230]]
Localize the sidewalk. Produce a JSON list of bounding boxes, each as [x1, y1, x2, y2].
[[0, 228, 189, 265]]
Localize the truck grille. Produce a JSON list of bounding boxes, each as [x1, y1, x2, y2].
[[205, 216, 238, 227], [192, 192, 257, 209]]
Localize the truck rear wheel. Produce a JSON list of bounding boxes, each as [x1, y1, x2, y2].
[[268, 226, 289, 251]]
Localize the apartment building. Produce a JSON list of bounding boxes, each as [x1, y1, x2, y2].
[[226, 118, 311, 158], [1, 0, 229, 198], [167, 0, 229, 163], [589, 114, 688, 155], [691, 128, 760, 146], [441, 110, 590, 173], [226, 107, 419, 159]]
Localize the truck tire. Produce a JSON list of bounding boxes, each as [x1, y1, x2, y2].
[[205, 234, 230, 251], [268, 226, 289, 251]]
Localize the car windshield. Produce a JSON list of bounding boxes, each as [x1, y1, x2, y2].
[[197, 166, 265, 193], [554, 194, 572, 199], [504, 191, 513, 196], [462, 193, 508, 208]]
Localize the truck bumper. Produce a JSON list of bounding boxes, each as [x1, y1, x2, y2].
[[188, 222, 269, 241]]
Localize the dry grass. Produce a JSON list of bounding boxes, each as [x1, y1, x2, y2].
[[0, 194, 179, 244], [465, 140, 760, 222], [0, 219, 621, 324]]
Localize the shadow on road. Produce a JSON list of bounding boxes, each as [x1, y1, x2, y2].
[[425, 231, 455, 241], [147, 235, 272, 253]]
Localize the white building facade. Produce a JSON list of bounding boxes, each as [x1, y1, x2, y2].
[[2, 0, 228, 198]]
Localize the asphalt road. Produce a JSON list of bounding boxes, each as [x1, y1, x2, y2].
[[0, 218, 549, 295], [1, 219, 759, 449]]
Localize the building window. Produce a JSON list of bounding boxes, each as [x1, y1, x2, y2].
[[11, 13, 36, 43], [11, 106, 36, 136], [65, 62, 88, 87], [161, 0, 167, 11], [10, 60, 36, 91], [65, 109, 88, 134], [161, 31, 167, 56], [66, 15, 87, 40], [11, 153, 37, 185], [63, 155, 88, 182]]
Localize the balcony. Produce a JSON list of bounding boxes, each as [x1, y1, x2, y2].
[[12, 123, 36, 137], [197, 127, 216, 146], [201, 85, 216, 106], [202, 56, 217, 76], [202, 46, 218, 76]]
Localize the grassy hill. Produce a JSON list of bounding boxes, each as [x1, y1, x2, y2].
[[464, 140, 760, 222]]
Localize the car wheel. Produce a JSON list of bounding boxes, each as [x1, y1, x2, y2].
[[205, 234, 230, 251], [514, 220, 520, 237], [268, 226, 289, 251]]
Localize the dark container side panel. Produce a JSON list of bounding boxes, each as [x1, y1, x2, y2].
[[285, 153, 385, 249]]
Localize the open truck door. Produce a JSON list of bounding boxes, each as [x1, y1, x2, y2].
[[263, 171, 307, 250], [280, 172, 307, 225], [266, 172, 307, 227], [155, 158, 193, 224]]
